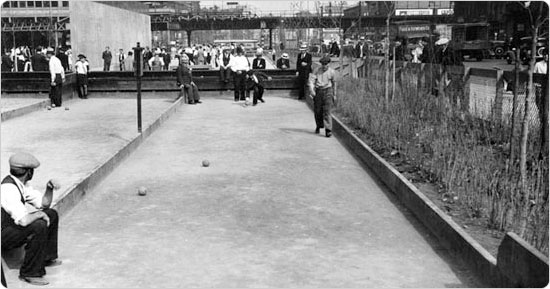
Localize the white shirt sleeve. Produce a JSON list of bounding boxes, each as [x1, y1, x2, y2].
[[23, 183, 44, 209], [49, 59, 56, 82], [1, 183, 29, 225]]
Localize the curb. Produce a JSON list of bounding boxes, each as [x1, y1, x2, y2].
[[52, 97, 184, 217], [1, 100, 50, 122]]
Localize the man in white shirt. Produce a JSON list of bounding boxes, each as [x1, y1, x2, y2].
[[1, 153, 62, 286], [74, 54, 89, 99], [46, 50, 65, 107], [229, 47, 250, 102]]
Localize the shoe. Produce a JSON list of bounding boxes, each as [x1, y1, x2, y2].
[[19, 276, 49, 286], [315, 128, 320, 134], [44, 259, 62, 267], [260, 99, 265, 103], [326, 130, 332, 138], [195, 100, 202, 104]]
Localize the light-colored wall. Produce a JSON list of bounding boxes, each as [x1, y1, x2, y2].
[[70, 1, 151, 71]]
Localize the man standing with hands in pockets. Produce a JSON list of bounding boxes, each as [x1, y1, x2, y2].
[[46, 49, 65, 108], [309, 56, 337, 138]]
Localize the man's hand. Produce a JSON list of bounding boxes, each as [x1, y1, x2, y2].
[[39, 211, 50, 227], [267, 76, 272, 81], [62, 78, 66, 83], [47, 179, 61, 190], [236, 70, 242, 75], [51, 82, 56, 86], [301, 62, 307, 66]]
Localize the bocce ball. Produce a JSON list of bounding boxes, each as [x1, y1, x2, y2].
[[202, 160, 210, 167], [65, 107, 70, 110], [137, 186, 148, 196]]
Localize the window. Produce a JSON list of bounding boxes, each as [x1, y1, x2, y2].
[[62, 1, 68, 7], [51, 1, 58, 7], [19, 1, 26, 7], [10, 1, 18, 8], [43, 1, 50, 7], [3, 2, 10, 7], [35, 1, 42, 7], [27, 1, 34, 7]]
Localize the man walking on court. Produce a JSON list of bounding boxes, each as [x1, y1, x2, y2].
[[309, 56, 337, 137], [1, 153, 62, 286]]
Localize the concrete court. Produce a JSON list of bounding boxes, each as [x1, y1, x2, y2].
[[8, 91, 483, 288], [1, 94, 176, 205]]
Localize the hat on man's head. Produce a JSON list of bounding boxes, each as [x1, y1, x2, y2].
[[46, 49, 55, 55], [77, 54, 86, 59], [9, 152, 40, 169], [435, 38, 449, 46], [319, 55, 331, 64], [282, 53, 289, 59], [236, 46, 244, 54], [360, 36, 365, 40], [299, 44, 308, 51]]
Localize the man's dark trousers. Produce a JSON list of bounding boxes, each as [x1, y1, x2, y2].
[[313, 87, 334, 131], [297, 72, 309, 99], [252, 85, 264, 105], [233, 72, 246, 101], [50, 74, 63, 107], [1, 208, 59, 277]]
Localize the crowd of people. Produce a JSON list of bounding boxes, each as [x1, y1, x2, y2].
[[1, 46, 74, 73]]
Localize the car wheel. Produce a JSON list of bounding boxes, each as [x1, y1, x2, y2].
[[494, 46, 505, 57]]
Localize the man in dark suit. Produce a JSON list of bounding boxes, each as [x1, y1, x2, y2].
[[31, 47, 48, 71], [252, 48, 266, 70], [102, 46, 112, 71], [296, 44, 312, 100], [355, 36, 369, 59], [246, 69, 271, 105]]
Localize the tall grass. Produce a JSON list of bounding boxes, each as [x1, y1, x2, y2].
[[335, 66, 549, 254]]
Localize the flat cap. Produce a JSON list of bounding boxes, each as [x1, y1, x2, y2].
[[9, 152, 40, 169], [319, 56, 331, 64]]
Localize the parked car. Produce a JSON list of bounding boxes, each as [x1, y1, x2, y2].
[[506, 36, 548, 64], [489, 40, 506, 59]]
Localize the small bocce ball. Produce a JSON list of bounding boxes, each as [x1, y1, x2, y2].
[[137, 186, 148, 196], [47, 106, 52, 110], [65, 107, 69, 111], [202, 160, 210, 167]]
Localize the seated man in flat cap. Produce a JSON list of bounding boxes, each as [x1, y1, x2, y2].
[[1, 152, 61, 286]]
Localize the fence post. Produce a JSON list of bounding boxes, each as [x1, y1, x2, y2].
[[495, 69, 505, 123]]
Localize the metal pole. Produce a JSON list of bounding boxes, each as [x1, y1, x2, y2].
[[392, 44, 396, 100], [133, 42, 145, 133]]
